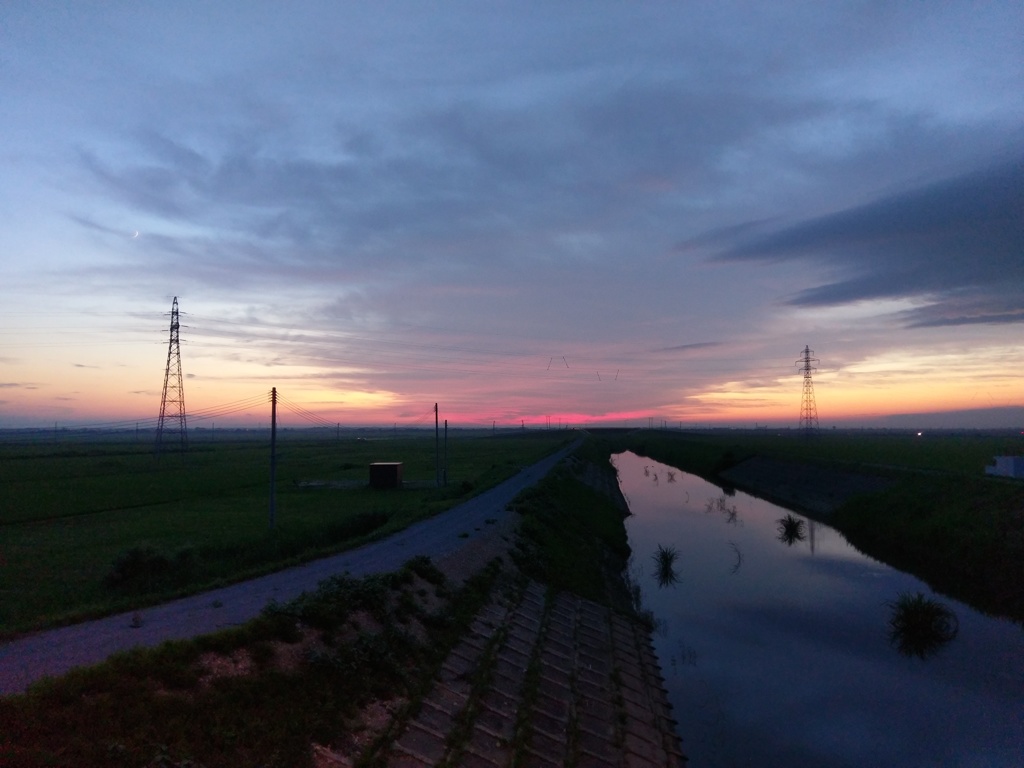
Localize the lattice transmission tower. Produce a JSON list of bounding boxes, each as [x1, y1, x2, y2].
[[796, 344, 819, 437], [156, 296, 188, 452]]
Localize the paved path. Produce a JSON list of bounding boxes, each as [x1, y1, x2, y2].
[[0, 442, 577, 696]]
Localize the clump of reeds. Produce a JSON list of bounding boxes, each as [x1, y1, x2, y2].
[[653, 544, 680, 587], [776, 514, 806, 545], [886, 592, 959, 659]]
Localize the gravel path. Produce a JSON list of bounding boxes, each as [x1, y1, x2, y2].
[[0, 442, 577, 697]]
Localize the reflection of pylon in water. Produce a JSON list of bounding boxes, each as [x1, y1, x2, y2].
[[797, 345, 819, 437], [156, 297, 188, 452]]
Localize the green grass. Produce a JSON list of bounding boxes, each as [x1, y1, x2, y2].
[[832, 474, 1024, 620], [509, 461, 632, 608], [0, 437, 643, 766], [0, 432, 571, 636], [0, 556, 503, 768]]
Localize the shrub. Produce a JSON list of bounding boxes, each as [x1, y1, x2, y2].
[[103, 545, 198, 593]]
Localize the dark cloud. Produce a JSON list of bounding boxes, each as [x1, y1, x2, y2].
[[714, 156, 1024, 326], [656, 342, 722, 354]]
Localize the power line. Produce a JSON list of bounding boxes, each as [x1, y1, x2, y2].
[[276, 393, 337, 429]]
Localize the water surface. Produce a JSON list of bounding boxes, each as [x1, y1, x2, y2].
[[613, 451, 1023, 767]]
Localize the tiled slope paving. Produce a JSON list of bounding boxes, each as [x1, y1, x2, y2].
[[387, 580, 686, 767]]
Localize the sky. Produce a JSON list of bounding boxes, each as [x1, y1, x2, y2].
[[1, 1, 1022, 430]]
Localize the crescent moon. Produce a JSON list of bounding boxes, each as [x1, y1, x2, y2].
[[132, 231, 139, 238]]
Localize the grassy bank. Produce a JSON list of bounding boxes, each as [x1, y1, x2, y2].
[[595, 428, 1024, 623], [509, 454, 633, 610], [0, 432, 571, 636], [0, 442, 638, 767], [0, 556, 504, 768]]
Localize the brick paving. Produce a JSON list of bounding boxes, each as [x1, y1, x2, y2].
[[385, 580, 686, 767]]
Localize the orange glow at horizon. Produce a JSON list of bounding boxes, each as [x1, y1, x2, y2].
[[4, 341, 1021, 428]]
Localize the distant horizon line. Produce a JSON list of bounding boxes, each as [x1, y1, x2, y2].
[[1, 405, 1021, 433]]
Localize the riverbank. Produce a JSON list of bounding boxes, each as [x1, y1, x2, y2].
[[603, 429, 1024, 624], [1, 448, 685, 767], [718, 455, 893, 516]]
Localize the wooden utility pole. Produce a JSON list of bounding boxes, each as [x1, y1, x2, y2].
[[269, 387, 277, 530]]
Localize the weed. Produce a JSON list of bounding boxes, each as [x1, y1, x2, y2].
[[652, 544, 680, 587], [886, 592, 959, 658], [104, 545, 198, 594], [776, 514, 806, 545]]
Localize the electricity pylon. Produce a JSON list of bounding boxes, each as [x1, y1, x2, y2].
[[156, 297, 188, 452], [796, 345, 819, 437]]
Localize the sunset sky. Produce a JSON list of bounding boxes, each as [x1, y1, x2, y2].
[[2, 2, 1022, 430]]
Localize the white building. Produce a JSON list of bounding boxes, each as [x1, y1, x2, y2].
[[985, 456, 1024, 479]]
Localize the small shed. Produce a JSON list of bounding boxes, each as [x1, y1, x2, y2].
[[985, 456, 1024, 479], [369, 462, 403, 489]]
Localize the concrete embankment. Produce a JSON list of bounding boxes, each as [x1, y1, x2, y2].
[[2, 446, 686, 766], [377, 580, 685, 767], [363, 455, 686, 766]]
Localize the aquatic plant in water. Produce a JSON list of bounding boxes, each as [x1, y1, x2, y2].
[[886, 592, 959, 659], [728, 541, 743, 575], [653, 544, 680, 587], [776, 514, 806, 545]]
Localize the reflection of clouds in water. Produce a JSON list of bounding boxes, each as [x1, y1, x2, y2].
[[616, 451, 1023, 767], [674, 637, 698, 668]]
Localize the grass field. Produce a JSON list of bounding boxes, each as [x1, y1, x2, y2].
[[0, 445, 640, 767], [0, 430, 572, 636]]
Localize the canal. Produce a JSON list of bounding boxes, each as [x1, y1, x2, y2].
[[612, 451, 1024, 767]]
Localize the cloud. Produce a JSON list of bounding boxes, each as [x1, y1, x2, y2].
[[656, 342, 723, 354], [714, 156, 1024, 327]]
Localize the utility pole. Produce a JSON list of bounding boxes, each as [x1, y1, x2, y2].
[[443, 418, 448, 487], [156, 296, 188, 453], [797, 345, 820, 438], [269, 387, 277, 530], [434, 403, 440, 487]]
